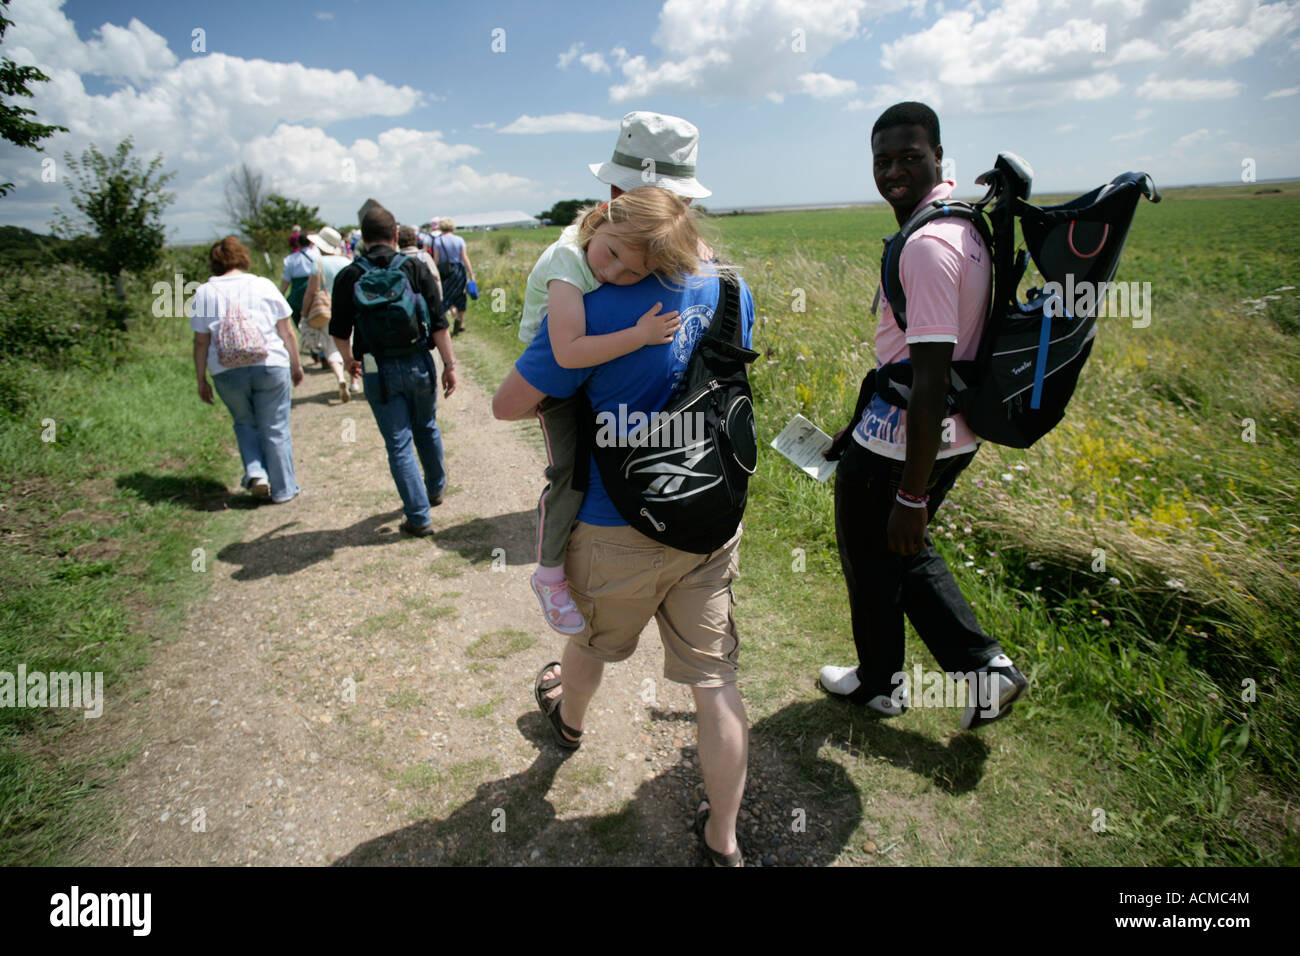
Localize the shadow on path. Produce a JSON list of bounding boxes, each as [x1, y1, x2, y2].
[[217, 510, 408, 580], [433, 510, 536, 567], [335, 700, 881, 867]]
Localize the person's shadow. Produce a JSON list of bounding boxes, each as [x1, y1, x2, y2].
[[433, 510, 537, 567], [334, 696, 985, 866], [335, 715, 572, 866], [771, 693, 990, 795], [116, 471, 245, 512], [217, 510, 409, 580]]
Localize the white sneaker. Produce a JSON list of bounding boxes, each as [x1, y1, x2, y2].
[[865, 691, 908, 717], [820, 664, 908, 716], [248, 478, 271, 500], [960, 655, 1028, 730], [819, 664, 861, 696]]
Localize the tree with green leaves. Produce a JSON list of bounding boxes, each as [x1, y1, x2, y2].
[[536, 198, 600, 227], [0, 0, 69, 197], [239, 193, 325, 256], [52, 137, 176, 323]]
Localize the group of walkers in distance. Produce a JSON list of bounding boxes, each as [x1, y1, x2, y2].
[[189, 103, 1029, 867]]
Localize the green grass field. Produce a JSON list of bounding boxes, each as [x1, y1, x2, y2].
[[459, 180, 1300, 865]]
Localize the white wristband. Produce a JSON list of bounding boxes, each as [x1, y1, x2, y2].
[[894, 492, 929, 509]]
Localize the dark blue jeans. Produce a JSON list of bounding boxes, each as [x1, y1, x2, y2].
[[363, 353, 446, 526], [833, 440, 1002, 697]]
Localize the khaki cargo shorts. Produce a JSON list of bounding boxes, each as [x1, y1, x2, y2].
[[563, 521, 742, 688]]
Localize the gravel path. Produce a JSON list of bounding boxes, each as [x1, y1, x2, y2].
[[77, 354, 863, 866]]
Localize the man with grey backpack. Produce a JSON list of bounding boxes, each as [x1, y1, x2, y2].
[[330, 203, 457, 537]]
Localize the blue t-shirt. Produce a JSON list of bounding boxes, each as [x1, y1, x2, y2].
[[515, 269, 756, 526], [433, 233, 465, 264], [281, 248, 317, 281]]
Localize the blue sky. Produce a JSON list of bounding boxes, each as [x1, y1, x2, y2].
[[1, 0, 1297, 238]]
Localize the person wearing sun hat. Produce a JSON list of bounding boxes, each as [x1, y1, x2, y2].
[[300, 226, 356, 401], [589, 111, 712, 201], [591, 111, 717, 263], [498, 111, 754, 866]]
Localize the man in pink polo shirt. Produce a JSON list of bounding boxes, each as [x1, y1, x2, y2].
[[819, 102, 1028, 730]]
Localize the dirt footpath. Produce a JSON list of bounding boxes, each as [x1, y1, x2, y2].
[[78, 353, 861, 866]]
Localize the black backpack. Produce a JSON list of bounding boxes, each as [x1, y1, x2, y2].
[[870, 152, 1161, 449], [574, 271, 759, 554]]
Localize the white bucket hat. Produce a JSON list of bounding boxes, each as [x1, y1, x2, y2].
[[307, 226, 343, 255], [589, 111, 711, 199]]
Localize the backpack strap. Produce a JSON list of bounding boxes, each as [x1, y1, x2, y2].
[[703, 270, 757, 364], [572, 390, 593, 495], [879, 200, 992, 332], [709, 271, 739, 342]]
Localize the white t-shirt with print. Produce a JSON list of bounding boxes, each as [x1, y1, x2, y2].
[[189, 272, 293, 376], [518, 225, 600, 344]]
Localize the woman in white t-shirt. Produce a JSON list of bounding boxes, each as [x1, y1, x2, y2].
[[190, 236, 304, 503]]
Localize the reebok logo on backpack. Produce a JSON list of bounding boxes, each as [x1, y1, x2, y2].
[[353, 253, 428, 359]]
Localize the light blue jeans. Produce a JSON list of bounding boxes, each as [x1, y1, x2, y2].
[[363, 352, 446, 526], [212, 364, 299, 502]]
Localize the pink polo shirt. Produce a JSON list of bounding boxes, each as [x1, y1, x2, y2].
[[853, 181, 991, 460]]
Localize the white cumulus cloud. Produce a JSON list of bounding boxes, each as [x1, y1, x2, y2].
[[498, 113, 621, 134], [4, 1, 177, 84], [797, 72, 859, 98], [604, 0, 912, 102], [1171, 0, 1298, 66], [1136, 75, 1243, 100], [1172, 128, 1213, 149], [236, 125, 533, 215], [1071, 72, 1123, 100], [1109, 38, 1165, 65]]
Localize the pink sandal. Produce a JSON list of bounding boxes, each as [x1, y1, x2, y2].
[[530, 571, 587, 635]]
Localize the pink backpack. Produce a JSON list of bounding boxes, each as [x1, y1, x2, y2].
[[214, 290, 269, 368]]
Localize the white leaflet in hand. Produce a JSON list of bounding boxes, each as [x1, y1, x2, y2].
[[771, 414, 838, 482]]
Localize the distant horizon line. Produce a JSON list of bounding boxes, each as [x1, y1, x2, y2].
[[103, 175, 1299, 246], [703, 176, 1300, 214]]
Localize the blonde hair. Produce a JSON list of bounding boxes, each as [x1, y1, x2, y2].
[[575, 186, 701, 281], [439, 217, 455, 232]]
